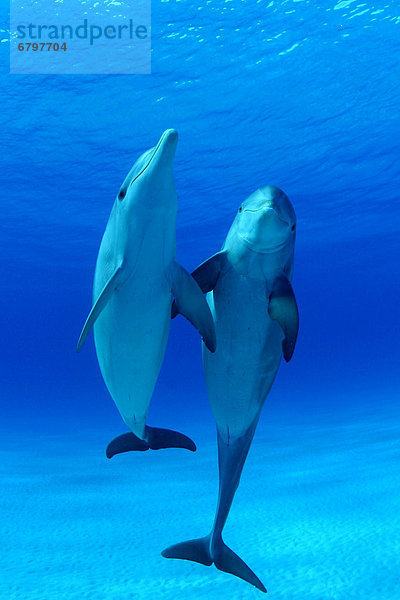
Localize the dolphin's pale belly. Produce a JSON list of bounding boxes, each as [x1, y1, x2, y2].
[[203, 268, 283, 441], [94, 271, 171, 436]]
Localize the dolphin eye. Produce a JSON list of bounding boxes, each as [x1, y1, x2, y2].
[[118, 189, 126, 201], [239, 206, 243, 213], [291, 224, 296, 232]]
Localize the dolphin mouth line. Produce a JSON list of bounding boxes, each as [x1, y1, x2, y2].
[[243, 208, 289, 226], [238, 235, 288, 254], [129, 130, 171, 187]]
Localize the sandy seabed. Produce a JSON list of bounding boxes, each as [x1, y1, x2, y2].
[[2, 403, 400, 600]]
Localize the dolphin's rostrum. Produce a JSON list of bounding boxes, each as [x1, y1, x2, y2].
[[77, 129, 216, 457], [163, 185, 299, 592]]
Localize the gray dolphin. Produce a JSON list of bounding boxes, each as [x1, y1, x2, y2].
[[163, 185, 299, 592], [77, 129, 216, 457]]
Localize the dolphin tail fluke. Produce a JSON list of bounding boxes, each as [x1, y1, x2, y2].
[[162, 536, 266, 593], [213, 540, 267, 593], [146, 426, 196, 452], [106, 432, 149, 458], [106, 428, 196, 458], [162, 536, 212, 566]]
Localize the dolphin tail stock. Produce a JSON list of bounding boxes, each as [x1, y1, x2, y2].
[[106, 426, 196, 458], [162, 422, 267, 593], [162, 534, 267, 593]]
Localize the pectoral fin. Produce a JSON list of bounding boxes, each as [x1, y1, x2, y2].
[[191, 252, 227, 293], [171, 252, 226, 318], [268, 275, 299, 362], [169, 262, 216, 352], [77, 265, 122, 353]]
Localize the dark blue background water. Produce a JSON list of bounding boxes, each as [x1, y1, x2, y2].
[[1, 0, 399, 435]]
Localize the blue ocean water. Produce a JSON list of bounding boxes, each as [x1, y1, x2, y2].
[[1, 1, 400, 598]]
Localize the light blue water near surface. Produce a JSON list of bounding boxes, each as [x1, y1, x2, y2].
[[1, 0, 400, 598]]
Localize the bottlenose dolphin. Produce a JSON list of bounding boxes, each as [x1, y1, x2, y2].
[[163, 185, 299, 592], [77, 129, 216, 457]]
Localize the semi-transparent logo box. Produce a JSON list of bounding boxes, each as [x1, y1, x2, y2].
[[10, 0, 151, 74]]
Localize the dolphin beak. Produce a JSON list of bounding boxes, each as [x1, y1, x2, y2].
[[151, 129, 178, 172], [262, 206, 275, 217], [262, 206, 289, 226]]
